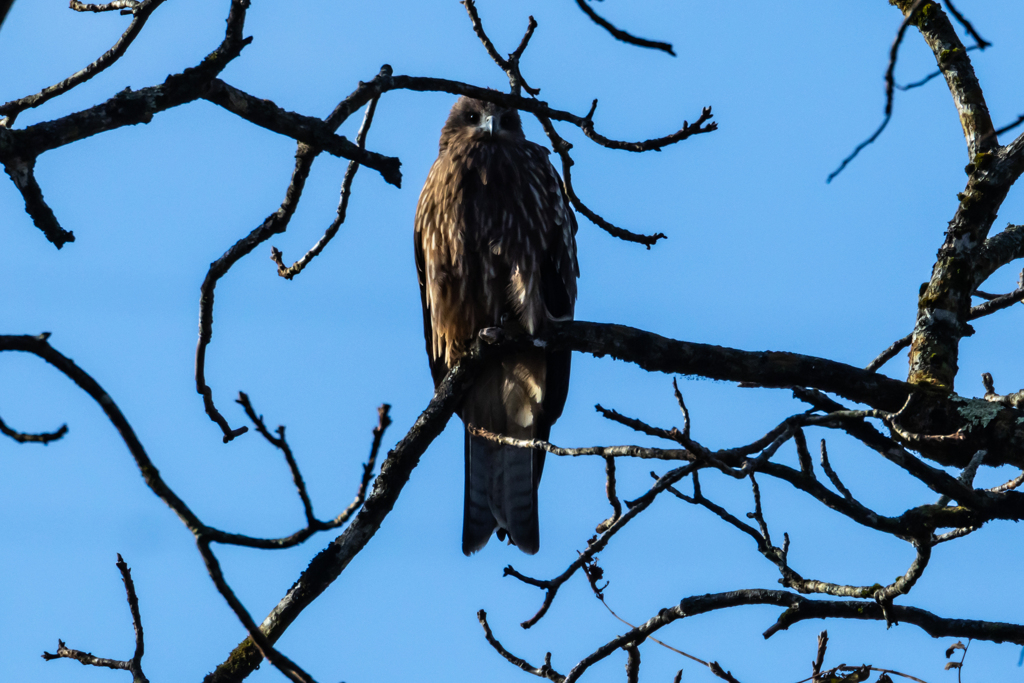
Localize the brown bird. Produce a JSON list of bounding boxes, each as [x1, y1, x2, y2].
[[414, 96, 579, 555]]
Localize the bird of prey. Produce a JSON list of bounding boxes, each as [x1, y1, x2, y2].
[[414, 96, 579, 555]]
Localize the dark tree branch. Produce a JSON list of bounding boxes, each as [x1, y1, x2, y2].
[[1, 0, 251, 248], [982, 373, 1024, 409], [201, 80, 400, 187], [42, 554, 149, 683], [504, 464, 697, 629], [942, 0, 991, 50], [195, 540, 318, 683], [894, 44, 982, 91], [69, 1, 140, 11], [868, 272, 1024, 373], [595, 455, 623, 533], [204, 356, 477, 682], [461, 0, 539, 96], [382, 74, 715, 153], [272, 95, 380, 279], [195, 66, 396, 440], [116, 554, 146, 681], [595, 403, 679, 442], [546, 321, 913, 412], [478, 610, 565, 682], [238, 393, 317, 526], [975, 225, 1024, 287], [573, 0, 675, 56], [0, 0, 13, 29], [624, 644, 640, 683], [534, 111, 667, 247], [559, 588, 1024, 683], [2, 155, 74, 248], [0, 0, 167, 125], [0, 413, 67, 444], [995, 114, 1024, 138], [827, 0, 925, 183]]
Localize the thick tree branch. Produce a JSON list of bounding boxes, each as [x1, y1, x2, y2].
[[891, 1, 995, 156], [974, 224, 1024, 286], [201, 80, 400, 187], [560, 588, 1024, 683], [0, 0, 252, 248], [545, 321, 913, 411], [1, 154, 74, 247]]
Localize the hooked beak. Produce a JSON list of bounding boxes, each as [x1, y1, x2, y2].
[[481, 114, 494, 136]]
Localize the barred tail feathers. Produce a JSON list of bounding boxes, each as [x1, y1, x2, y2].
[[463, 432, 539, 555]]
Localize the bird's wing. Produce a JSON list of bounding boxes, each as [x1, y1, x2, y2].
[[414, 157, 459, 388]]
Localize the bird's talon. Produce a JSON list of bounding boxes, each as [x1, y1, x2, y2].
[[479, 327, 504, 344]]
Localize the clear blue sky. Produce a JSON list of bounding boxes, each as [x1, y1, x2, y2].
[[2, 1, 1023, 681]]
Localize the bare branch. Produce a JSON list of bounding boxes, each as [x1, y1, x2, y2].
[[996, 113, 1024, 138], [237, 393, 317, 526], [819, 439, 853, 500], [1, 155, 75, 248], [813, 630, 828, 680], [595, 404, 679, 443], [196, 540, 318, 683], [573, 0, 675, 56], [478, 610, 565, 682], [468, 424, 691, 461], [1, 0, 167, 125], [69, 1, 140, 11], [942, 0, 991, 50], [868, 276, 1024, 372], [982, 372, 1024, 409], [461, 0, 539, 96], [504, 464, 697, 629], [534, 107, 667, 247], [272, 95, 381, 279], [0, 413, 67, 444], [827, 0, 925, 182], [42, 554, 149, 683], [624, 644, 640, 683], [595, 456, 623, 533], [202, 80, 400, 186], [561, 588, 1024, 683], [205, 356, 477, 682]]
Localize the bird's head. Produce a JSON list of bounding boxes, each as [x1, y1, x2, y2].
[[439, 96, 525, 151]]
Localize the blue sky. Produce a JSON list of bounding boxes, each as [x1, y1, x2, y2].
[[2, 1, 1024, 681]]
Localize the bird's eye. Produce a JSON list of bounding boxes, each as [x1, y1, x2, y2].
[[466, 112, 480, 124]]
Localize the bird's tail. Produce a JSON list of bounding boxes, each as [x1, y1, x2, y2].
[[463, 432, 540, 555]]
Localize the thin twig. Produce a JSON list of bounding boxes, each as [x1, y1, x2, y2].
[[2, 0, 166, 125], [827, 0, 925, 182], [596, 456, 623, 532], [0, 414, 68, 444], [272, 95, 381, 279], [42, 554, 150, 683], [573, 0, 675, 56], [942, 0, 990, 49], [478, 610, 565, 682], [533, 108, 669, 247]]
